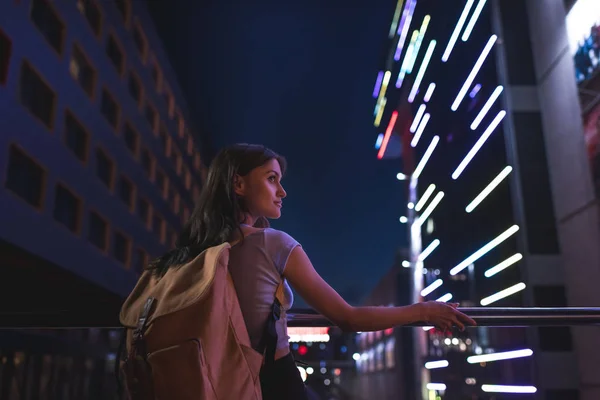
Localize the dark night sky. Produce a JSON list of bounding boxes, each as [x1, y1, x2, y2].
[[146, 0, 406, 305]]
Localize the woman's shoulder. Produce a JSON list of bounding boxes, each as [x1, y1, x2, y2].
[[262, 228, 300, 245]]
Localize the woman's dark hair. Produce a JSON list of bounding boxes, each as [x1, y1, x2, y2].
[[148, 143, 287, 276]]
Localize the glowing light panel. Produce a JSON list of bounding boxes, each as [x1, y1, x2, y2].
[[413, 135, 439, 179], [408, 40, 436, 103], [373, 71, 384, 98], [484, 253, 523, 278], [480, 282, 526, 306], [450, 225, 520, 275], [388, 0, 405, 39], [415, 184, 436, 211], [424, 82, 436, 102], [436, 293, 453, 302], [411, 113, 430, 147], [410, 104, 427, 133], [414, 191, 444, 227], [427, 383, 446, 391], [375, 133, 384, 149], [482, 385, 537, 394], [471, 85, 504, 130], [418, 239, 440, 261], [425, 360, 449, 369], [394, 0, 417, 61], [462, 0, 488, 42], [451, 35, 497, 111], [377, 111, 398, 159], [468, 349, 533, 363], [407, 16, 431, 74], [465, 166, 512, 212], [421, 279, 443, 297], [441, 0, 475, 62]]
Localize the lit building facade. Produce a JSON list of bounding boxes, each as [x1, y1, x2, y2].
[[0, 0, 206, 397], [367, 0, 600, 399]]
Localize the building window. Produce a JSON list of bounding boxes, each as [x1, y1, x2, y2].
[[152, 212, 165, 243], [132, 22, 148, 61], [163, 86, 174, 117], [30, 0, 65, 55], [159, 123, 170, 154], [64, 111, 89, 163], [95, 148, 115, 190], [128, 72, 142, 106], [5, 145, 46, 209], [175, 113, 184, 138], [123, 123, 139, 157], [19, 62, 56, 129], [0, 28, 12, 85], [77, 0, 101, 37], [150, 60, 162, 91], [106, 34, 125, 75], [184, 167, 191, 190], [69, 44, 96, 98], [145, 104, 157, 133], [137, 197, 151, 227], [133, 248, 147, 275], [115, 0, 130, 23], [155, 169, 167, 198], [113, 231, 131, 266], [88, 210, 108, 251], [187, 134, 194, 156], [53, 183, 82, 233], [101, 89, 120, 129], [118, 174, 135, 211], [141, 147, 154, 178], [172, 191, 180, 216]]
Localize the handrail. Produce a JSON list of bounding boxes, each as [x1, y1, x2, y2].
[[1, 307, 599, 329]]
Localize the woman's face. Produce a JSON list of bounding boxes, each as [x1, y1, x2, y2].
[[235, 158, 286, 220]]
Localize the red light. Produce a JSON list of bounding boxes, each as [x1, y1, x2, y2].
[[377, 111, 398, 159], [298, 345, 308, 356]]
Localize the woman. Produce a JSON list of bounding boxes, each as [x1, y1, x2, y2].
[[150, 143, 476, 400]]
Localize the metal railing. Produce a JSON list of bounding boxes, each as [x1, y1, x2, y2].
[[2, 307, 600, 328]]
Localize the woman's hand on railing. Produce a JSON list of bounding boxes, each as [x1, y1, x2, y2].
[[417, 302, 477, 332]]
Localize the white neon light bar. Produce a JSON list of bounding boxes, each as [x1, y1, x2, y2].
[[482, 385, 537, 394], [408, 40, 436, 103], [397, 30, 419, 88], [399, 216, 408, 223], [451, 34, 497, 111], [471, 85, 504, 130], [388, 0, 404, 39], [415, 184, 436, 211], [407, 16, 431, 74], [418, 239, 440, 261], [441, 0, 475, 62], [411, 113, 430, 148], [450, 225, 520, 275], [421, 279, 443, 297], [375, 133, 384, 149], [466, 165, 512, 212], [425, 360, 449, 369], [410, 104, 427, 133], [480, 282, 526, 306], [394, 0, 416, 61], [427, 383, 447, 391], [414, 191, 444, 227], [413, 135, 439, 179], [452, 110, 506, 180], [424, 83, 436, 102], [484, 253, 523, 278], [436, 293, 453, 302], [396, 172, 408, 180], [468, 348, 533, 364], [462, 0, 488, 42]]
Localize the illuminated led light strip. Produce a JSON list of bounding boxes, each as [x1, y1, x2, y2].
[[452, 110, 506, 180], [418, 239, 440, 261], [480, 282, 526, 306], [427, 383, 446, 391], [462, 0, 488, 42], [469, 83, 481, 98], [425, 360, 449, 369], [468, 348, 533, 364], [377, 111, 398, 159], [471, 85, 503, 130], [374, 71, 391, 120], [484, 253, 523, 278], [396, 30, 419, 87], [408, 40, 436, 103], [451, 35, 497, 111], [411, 113, 430, 147], [465, 165, 512, 212], [412, 135, 439, 179], [436, 293, 453, 302], [441, 0, 475, 62], [407, 16, 431, 74], [421, 279, 443, 297], [410, 104, 427, 133], [449, 225, 520, 275], [372, 71, 384, 98], [374, 133, 384, 149], [424, 83, 436, 102], [482, 385, 537, 394], [415, 184, 436, 211], [374, 97, 388, 127], [388, 0, 405, 39], [414, 191, 444, 227], [394, 0, 416, 61]]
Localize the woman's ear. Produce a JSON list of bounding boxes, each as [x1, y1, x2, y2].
[[233, 174, 245, 196]]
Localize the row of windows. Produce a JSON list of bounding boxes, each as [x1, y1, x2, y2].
[[15, 0, 204, 186], [4, 144, 185, 272]]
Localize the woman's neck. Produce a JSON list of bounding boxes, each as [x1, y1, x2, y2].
[[239, 214, 257, 227]]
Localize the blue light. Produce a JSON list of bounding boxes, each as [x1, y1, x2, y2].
[[375, 133, 384, 149], [292, 343, 299, 350], [340, 346, 348, 353]]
